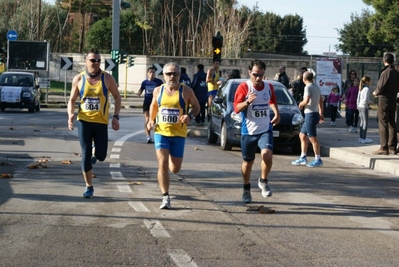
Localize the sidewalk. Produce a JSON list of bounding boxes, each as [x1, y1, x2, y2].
[[42, 94, 399, 176]]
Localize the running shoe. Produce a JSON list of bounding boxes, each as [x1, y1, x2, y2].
[[146, 137, 153, 144], [292, 156, 308, 166], [242, 189, 252, 203], [258, 178, 272, 197], [83, 186, 94, 198], [306, 159, 323, 167], [160, 195, 171, 209]]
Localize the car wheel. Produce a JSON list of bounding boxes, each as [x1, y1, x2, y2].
[[207, 121, 218, 144], [220, 122, 232, 151], [0, 107, 4, 112], [28, 106, 35, 113]]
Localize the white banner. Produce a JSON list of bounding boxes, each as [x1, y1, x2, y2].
[[316, 58, 342, 96]]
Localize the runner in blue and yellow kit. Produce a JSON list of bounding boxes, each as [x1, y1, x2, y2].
[[68, 48, 121, 198], [206, 58, 222, 120], [147, 62, 200, 209]]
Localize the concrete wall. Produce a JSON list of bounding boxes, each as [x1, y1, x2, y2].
[[44, 53, 382, 94]]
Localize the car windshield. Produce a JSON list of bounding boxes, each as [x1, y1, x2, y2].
[[227, 82, 294, 105], [0, 74, 33, 86]]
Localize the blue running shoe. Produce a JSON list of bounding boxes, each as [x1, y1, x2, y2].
[[83, 186, 94, 198], [242, 189, 252, 203], [306, 159, 323, 167], [91, 143, 97, 165], [292, 156, 307, 166]]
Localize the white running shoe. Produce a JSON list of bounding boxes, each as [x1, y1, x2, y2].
[[160, 195, 171, 209], [363, 138, 373, 143]]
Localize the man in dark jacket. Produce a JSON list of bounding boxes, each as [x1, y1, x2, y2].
[[191, 64, 207, 124], [277, 66, 290, 88], [372, 53, 399, 155], [179, 67, 191, 87], [292, 66, 308, 103]]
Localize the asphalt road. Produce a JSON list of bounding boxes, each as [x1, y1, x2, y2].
[[0, 108, 398, 267]]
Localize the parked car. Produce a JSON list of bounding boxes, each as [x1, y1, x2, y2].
[[0, 72, 41, 112], [207, 79, 303, 153]]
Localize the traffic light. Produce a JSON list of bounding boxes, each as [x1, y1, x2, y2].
[[128, 55, 135, 67], [119, 52, 128, 64], [121, 1, 131, 9], [212, 31, 223, 62], [111, 50, 120, 64]]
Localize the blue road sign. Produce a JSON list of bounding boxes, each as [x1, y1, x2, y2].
[[6, 30, 18, 41]]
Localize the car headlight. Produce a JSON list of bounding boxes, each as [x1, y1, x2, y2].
[[292, 113, 303, 125], [22, 92, 32, 97], [231, 111, 242, 123]]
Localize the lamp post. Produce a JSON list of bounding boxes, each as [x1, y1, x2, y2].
[[111, 0, 120, 83]]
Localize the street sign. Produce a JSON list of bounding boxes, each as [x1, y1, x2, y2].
[[61, 57, 73, 70], [6, 30, 18, 41], [105, 59, 115, 71], [38, 77, 50, 89], [153, 63, 163, 75]]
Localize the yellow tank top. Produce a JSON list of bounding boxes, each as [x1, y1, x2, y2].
[[207, 68, 220, 92], [155, 84, 187, 137], [77, 71, 109, 124]]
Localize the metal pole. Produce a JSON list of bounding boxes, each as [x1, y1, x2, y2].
[[124, 61, 127, 99], [111, 0, 120, 83]]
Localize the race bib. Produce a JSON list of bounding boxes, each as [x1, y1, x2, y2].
[[82, 97, 100, 111], [159, 107, 180, 124], [251, 104, 269, 118]]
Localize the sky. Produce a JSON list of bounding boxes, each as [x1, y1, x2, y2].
[[237, 0, 374, 55]]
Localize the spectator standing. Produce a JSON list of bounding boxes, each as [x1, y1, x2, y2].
[[67, 48, 121, 198], [292, 67, 308, 103], [357, 75, 373, 144], [342, 70, 358, 118], [346, 78, 360, 133], [233, 60, 281, 203], [227, 69, 241, 80], [326, 85, 341, 126], [372, 53, 399, 155], [179, 67, 191, 87], [147, 62, 200, 209], [291, 71, 324, 167], [191, 64, 208, 124], [137, 67, 163, 143], [277, 65, 290, 88]]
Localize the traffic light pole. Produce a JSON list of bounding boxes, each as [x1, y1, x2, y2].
[[111, 0, 120, 84]]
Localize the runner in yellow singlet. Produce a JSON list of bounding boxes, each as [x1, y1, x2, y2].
[[67, 48, 121, 198], [147, 62, 200, 209], [206, 57, 222, 120]]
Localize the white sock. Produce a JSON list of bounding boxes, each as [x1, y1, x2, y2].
[[315, 155, 321, 160], [301, 153, 306, 158]]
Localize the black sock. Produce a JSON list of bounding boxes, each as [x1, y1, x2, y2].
[[162, 192, 169, 196], [243, 183, 251, 190], [260, 178, 267, 183]]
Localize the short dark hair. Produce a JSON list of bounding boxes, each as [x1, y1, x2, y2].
[[248, 59, 266, 71], [197, 64, 204, 71], [300, 67, 307, 71], [86, 48, 100, 58], [384, 53, 394, 64], [229, 69, 241, 79], [147, 67, 156, 72], [181, 67, 187, 73]]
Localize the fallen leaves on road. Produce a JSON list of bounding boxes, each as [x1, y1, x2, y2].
[[194, 147, 203, 151], [37, 159, 49, 163], [61, 160, 72, 164], [9, 127, 14, 130], [128, 181, 143, 185], [246, 205, 276, 214], [28, 163, 48, 169], [34, 129, 40, 132], [0, 162, 13, 166], [0, 173, 13, 178]]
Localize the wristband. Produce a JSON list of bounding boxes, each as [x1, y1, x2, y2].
[[113, 115, 119, 120]]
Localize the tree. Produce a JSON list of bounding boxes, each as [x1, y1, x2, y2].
[[336, 9, 393, 57], [246, 11, 307, 54], [363, 0, 399, 51]]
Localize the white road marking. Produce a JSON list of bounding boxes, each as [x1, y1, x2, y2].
[[109, 163, 120, 168], [117, 185, 132, 193], [128, 201, 150, 212], [111, 147, 121, 152], [168, 249, 198, 267], [143, 219, 171, 238], [114, 130, 145, 147], [110, 171, 125, 180], [110, 154, 119, 159]]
